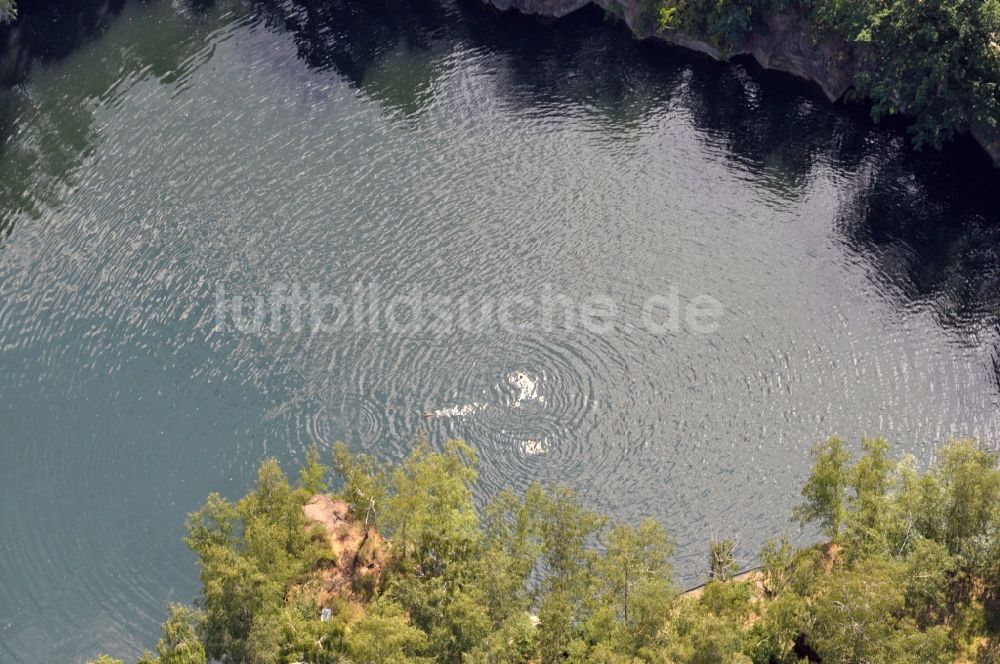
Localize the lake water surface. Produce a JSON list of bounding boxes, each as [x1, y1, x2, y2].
[[2, 0, 1000, 660]]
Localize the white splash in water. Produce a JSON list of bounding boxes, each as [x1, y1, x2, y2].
[[521, 439, 548, 455], [423, 372, 544, 426], [423, 402, 485, 419], [508, 371, 544, 407]]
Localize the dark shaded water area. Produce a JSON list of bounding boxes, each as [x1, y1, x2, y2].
[[1, 0, 1000, 660]]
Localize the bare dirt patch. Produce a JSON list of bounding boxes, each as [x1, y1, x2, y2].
[[300, 494, 389, 609]]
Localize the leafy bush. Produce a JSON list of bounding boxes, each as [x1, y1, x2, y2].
[[653, 0, 1000, 149], [821, 0, 1000, 148], [88, 436, 1000, 663]]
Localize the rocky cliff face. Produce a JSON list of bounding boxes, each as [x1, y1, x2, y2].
[[487, 0, 590, 16], [743, 10, 857, 102], [482, 0, 998, 167], [973, 122, 1000, 166], [483, 0, 855, 98]]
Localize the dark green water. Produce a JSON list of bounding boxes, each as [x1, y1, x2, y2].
[[1, 0, 1000, 660]]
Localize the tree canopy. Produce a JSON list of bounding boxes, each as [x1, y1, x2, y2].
[[656, 0, 1000, 150], [89, 436, 1000, 663]]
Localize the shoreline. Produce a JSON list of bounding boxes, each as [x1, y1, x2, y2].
[[479, 0, 1000, 168]]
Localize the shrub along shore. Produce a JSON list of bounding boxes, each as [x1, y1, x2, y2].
[[484, 0, 1000, 166], [90, 436, 1000, 663]]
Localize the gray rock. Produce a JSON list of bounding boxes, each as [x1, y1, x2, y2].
[[482, 0, 999, 167]]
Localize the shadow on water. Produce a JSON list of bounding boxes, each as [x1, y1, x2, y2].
[[0, 0, 124, 233], [836, 137, 1000, 330], [0, 0, 243, 235], [254, 0, 452, 115], [2, 0, 1000, 326], [235, 0, 1000, 346], [831, 137, 1000, 392], [0, 0, 128, 85]]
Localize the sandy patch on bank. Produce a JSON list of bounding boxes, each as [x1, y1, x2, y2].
[[300, 494, 389, 608]]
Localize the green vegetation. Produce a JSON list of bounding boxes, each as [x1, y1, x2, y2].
[[655, 0, 1000, 149], [0, 1, 14, 24], [90, 436, 1000, 663]]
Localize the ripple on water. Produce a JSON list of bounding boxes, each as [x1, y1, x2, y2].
[[3, 1, 1000, 662], [403, 330, 633, 491]]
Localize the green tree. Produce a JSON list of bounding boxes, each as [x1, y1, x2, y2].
[[656, 0, 758, 51], [743, 591, 805, 664], [332, 441, 386, 535], [793, 436, 850, 537], [297, 445, 328, 495], [184, 493, 239, 556], [462, 612, 537, 664], [851, 0, 1000, 148], [842, 437, 901, 559], [345, 599, 431, 663], [183, 457, 321, 662], [936, 439, 1000, 551], [598, 519, 674, 624], [759, 535, 794, 597], [530, 484, 606, 663], [383, 440, 480, 568], [198, 547, 283, 661], [583, 519, 675, 656], [807, 559, 906, 663], [152, 605, 206, 664], [664, 599, 748, 664], [699, 579, 753, 623], [479, 487, 542, 622], [86, 436, 1000, 664], [709, 539, 739, 582], [851, 437, 893, 504], [901, 538, 955, 629]]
